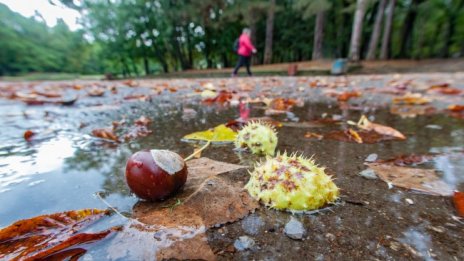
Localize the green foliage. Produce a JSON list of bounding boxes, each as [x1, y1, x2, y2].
[[1, 0, 463, 76]]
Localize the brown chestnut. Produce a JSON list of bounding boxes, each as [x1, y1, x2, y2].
[[125, 149, 187, 201]]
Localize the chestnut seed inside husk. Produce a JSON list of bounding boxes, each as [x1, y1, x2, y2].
[[125, 149, 187, 201]]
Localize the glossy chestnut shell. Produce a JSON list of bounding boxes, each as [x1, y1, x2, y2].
[[125, 150, 187, 201]]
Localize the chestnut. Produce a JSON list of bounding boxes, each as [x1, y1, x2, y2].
[[125, 149, 187, 201]]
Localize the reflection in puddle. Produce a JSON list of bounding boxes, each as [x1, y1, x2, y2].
[[430, 147, 464, 190], [399, 227, 434, 261], [105, 220, 205, 260], [0, 136, 75, 193]]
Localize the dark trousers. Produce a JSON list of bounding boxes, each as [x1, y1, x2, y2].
[[233, 55, 252, 76]]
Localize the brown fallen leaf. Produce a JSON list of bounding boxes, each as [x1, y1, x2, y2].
[[33, 90, 62, 98], [438, 88, 461, 95], [393, 93, 431, 105], [337, 91, 361, 102], [123, 94, 150, 101], [269, 98, 298, 111], [24, 130, 35, 141], [366, 163, 453, 196], [304, 132, 323, 140], [131, 158, 258, 260], [324, 129, 398, 144], [390, 104, 436, 118], [87, 88, 105, 97], [0, 209, 116, 260], [448, 105, 464, 112], [346, 128, 363, 143], [357, 115, 406, 140], [92, 128, 119, 142], [203, 90, 233, 103], [375, 154, 435, 166]]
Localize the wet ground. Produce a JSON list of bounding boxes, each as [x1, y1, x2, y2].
[[0, 73, 463, 260]]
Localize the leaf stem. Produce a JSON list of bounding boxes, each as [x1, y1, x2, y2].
[[184, 140, 211, 161], [95, 191, 128, 219]]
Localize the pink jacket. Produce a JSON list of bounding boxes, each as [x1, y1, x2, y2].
[[237, 33, 255, 57]]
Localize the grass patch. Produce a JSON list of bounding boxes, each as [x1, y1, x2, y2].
[[0, 73, 103, 81]]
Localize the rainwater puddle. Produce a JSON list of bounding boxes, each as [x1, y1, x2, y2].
[[0, 76, 463, 260]]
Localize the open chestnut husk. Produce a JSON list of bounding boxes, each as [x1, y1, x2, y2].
[[125, 149, 187, 201]]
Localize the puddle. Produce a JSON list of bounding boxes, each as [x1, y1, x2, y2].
[[0, 75, 463, 260]]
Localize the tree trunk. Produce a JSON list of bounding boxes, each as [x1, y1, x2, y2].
[[366, 0, 387, 60], [186, 25, 194, 68], [312, 11, 325, 60], [398, 0, 422, 58], [143, 56, 150, 75], [222, 52, 229, 68], [349, 0, 367, 61], [380, 0, 396, 59], [250, 19, 259, 65], [152, 45, 169, 73], [263, 0, 275, 64]]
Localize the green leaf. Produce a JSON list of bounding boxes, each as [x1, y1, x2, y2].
[[182, 124, 237, 143]]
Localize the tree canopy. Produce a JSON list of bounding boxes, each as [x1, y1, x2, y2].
[[1, 0, 463, 76]]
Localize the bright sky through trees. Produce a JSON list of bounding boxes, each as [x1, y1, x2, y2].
[[0, 0, 80, 30]]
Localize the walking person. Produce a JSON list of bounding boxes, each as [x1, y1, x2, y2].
[[232, 28, 257, 77]]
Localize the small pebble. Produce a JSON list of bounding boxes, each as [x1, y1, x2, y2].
[[233, 236, 255, 251], [364, 153, 378, 162], [284, 217, 306, 240], [405, 198, 414, 205], [359, 169, 378, 180]]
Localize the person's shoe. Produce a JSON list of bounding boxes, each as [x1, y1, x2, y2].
[[231, 73, 237, 77]]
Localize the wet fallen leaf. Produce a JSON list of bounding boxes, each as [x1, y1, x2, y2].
[[337, 91, 361, 102], [269, 98, 298, 111], [356, 115, 406, 140], [453, 191, 464, 217], [346, 128, 363, 143], [304, 132, 323, 140], [24, 130, 35, 141], [438, 88, 461, 95], [182, 124, 237, 143], [123, 126, 153, 141], [87, 88, 105, 97], [375, 154, 435, 166], [33, 90, 62, 98], [134, 116, 151, 126], [0, 209, 116, 260], [92, 128, 119, 142], [122, 79, 139, 87], [393, 93, 431, 105], [366, 163, 453, 196], [448, 105, 464, 112], [324, 129, 398, 144], [203, 90, 233, 103], [131, 158, 258, 260], [428, 83, 449, 89], [390, 104, 436, 118], [123, 94, 150, 101], [225, 117, 281, 131]]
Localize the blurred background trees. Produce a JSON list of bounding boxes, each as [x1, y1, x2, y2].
[[0, 0, 463, 76]]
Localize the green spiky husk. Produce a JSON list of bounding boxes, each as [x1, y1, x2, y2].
[[234, 121, 278, 156], [245, 152, 339, 211]]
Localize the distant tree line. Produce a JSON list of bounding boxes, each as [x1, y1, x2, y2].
[[1, 0, 463, 76]]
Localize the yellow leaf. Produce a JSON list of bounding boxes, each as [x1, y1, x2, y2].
[[347, 128, 363, 143], [182, 124, 237, 143]]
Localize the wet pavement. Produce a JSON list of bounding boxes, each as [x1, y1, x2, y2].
[[0, 73, 463, 260]]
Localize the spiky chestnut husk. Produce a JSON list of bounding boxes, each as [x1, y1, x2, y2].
[[235, 121, 278, 156], [245, 152, 339, 211]]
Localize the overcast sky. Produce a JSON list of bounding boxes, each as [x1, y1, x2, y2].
[[0, 0, 81, 30]]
